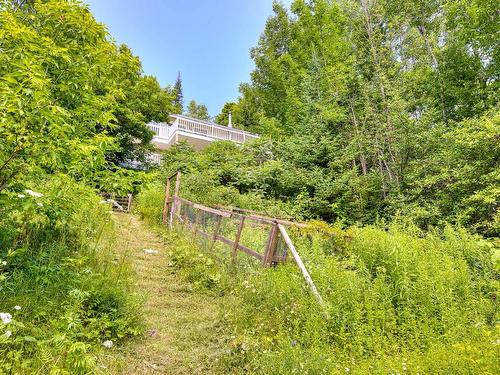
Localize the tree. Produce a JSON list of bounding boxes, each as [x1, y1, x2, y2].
[[105, 47, 175, 164], [186, 100, 211, 121], [172, 71, 183, 114], [0, 0, 116, 190], [0, 0, 175, 191], [229, 0, 499, 233]]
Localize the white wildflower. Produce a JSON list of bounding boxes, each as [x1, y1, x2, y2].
[[143, 249, 158, 254], [36, 202, 43, 207], [0, 313, 12, 325], [17, 194, 25, 199], [13, 306, 21, 311], [1, 261, 6, 266], [4, 330, 12, 338], [102, 340, 113, 348], [345, 368, 350, 372], [25, 189, 43, 198]]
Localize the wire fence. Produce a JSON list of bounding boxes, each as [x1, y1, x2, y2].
[[162, 171, 325, 306]]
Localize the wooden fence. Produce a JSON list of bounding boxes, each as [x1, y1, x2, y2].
[[162, 172, 325, 305]]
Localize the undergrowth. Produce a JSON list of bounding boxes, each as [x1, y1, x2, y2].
[[0, 175, 141, 374], [137, 184, 500, 374]]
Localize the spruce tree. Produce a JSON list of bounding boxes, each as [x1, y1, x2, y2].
[[172, 71, 183, 114]]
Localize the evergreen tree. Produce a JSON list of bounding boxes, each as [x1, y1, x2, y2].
[[172, 71, 183, 114]]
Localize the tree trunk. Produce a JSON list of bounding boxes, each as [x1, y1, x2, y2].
[[417, 24, 448, 124], [360, 0, 399, 185]]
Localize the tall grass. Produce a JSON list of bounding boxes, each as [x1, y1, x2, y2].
[[0, 175, 141, 373], [137, 184, 500, 374]]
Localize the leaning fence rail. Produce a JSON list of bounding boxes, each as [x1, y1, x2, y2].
[[161, 172, 325, 306]]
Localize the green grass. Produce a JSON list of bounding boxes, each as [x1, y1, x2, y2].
[[98, 213, 224, 375], [137, 185, 500, 374]]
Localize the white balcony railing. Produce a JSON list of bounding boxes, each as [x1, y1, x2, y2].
[[146, 153, 163, 165], [148, 115, 259, 146]]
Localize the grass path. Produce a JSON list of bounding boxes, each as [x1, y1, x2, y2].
[[100, 213, 222, 374]]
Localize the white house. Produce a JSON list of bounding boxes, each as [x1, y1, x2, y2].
[[147, 114, 259, 164]]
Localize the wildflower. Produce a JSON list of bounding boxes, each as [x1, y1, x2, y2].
[[1, 261, 6, 266], [25, 189, 43, 198], [17, 194, 25, 199], [4, 330, 12, 338], [0, 313, 12, 324], [143, 249, 158, 254], [345, 368, 350, 372], [13, 306, 21, 311], [36, 202, 43, 207], [102, 340, 113, 348]]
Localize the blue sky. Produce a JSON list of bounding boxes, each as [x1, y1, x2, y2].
[[86, 0, 292, 117]]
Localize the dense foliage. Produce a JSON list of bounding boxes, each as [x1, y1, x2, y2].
[[1, 0, 498, 373], [218, 0, 499, 236], [186, 99, 211, 121], [0, 0, 173, 192], [0, 1, 160, 372]]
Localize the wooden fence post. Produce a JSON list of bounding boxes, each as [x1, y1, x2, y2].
[[210, 215, 223, 251], [170, 171, 182, 228], [127, 193, 132, 213], [231, 216, 245, 267], [263, 222, 279, 266], [277, 224, 325, 307], [174, 171, 182, 215], [162, 177, 171, 225], [212, 216, 222, 241]]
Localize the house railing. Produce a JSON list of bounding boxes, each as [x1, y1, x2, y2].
[[146, 153, 163, 165], [149, 117, 259, 145]]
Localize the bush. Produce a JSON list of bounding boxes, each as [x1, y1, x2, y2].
[[136, 181, 165, 225]]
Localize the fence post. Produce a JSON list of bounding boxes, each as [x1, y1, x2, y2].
[[170, 171, 182, 228], [212, 215, 222, 241], [210, 215, 223, 251], [127, 193, 132, 213], [263, 222, 279, 266], [162, 176, 171, 225], [231, 216, 245, 267], [277, 224, 325, 307]]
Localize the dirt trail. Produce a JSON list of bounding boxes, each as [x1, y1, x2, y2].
[[100, 213, 222, 374]]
